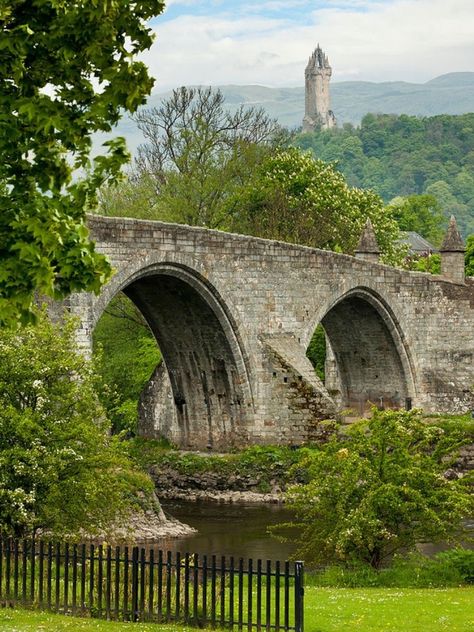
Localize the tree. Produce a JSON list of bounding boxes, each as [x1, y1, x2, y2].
[[274, 409, 473, 569], [98, 171, 159, 221], [231, 147, 403, 263], [0, 0, 165, 327], [466, 235, 474, 277], [124, 86, 283, 228], [0, 309, 153, 537], [408, 253, 441, 275], [388, 194, 445, 246]]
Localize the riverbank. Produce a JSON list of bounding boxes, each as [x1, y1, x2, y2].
[[62, 494, 198, 542], [128, 414, 474, 506], [158, 488, 282, 503], [126, 441, 300, 504], [147, 448, 293, 504], [109, 506, 197, 541]]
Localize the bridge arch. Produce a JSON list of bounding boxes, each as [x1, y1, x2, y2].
[[316, 287, 416, 412], [89, 260, 254, 450]]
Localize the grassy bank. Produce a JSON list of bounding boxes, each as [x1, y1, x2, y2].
[[3, 587, 474, 631]]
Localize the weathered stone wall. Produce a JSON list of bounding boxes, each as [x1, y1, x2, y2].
[[64, 215, 474, 449], [456, 443, 474, 472], [138, 362, 177, 442], [441, 251, 466, 285]]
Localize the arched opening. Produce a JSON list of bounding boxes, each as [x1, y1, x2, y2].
[[92, 266, 251, 450], [93, 292, 162, 435], [307, 290, 414, 414]]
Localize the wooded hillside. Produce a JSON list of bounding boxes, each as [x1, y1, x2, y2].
[[295, 113, 474, 236]]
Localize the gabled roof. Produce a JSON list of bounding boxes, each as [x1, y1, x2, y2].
[[398, 231, 438, 254]]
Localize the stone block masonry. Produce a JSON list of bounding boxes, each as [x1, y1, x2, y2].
[[61, 215, 474, 450]]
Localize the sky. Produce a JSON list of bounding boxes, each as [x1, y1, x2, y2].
[[142, 0, 474, 92]]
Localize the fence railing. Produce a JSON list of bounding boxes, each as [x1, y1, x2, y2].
[[0, 537, 304, 631]]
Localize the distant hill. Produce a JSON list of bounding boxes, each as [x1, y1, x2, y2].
[[332, 72, 474, 124], [107, 72, 474, 156]]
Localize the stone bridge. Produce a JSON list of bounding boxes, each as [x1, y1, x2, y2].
[[64, 215, 474, 450]]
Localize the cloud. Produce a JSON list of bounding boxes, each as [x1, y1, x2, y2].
[[144, 0, 474, 91], [164, 0, 202, 6]]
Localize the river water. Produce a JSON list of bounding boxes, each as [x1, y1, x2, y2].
[[157, 499, 298, 562], [152, 499, 473, 563]]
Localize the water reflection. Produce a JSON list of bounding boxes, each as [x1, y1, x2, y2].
[[134, 500, 473, 564], [147, 500, 298, 562]]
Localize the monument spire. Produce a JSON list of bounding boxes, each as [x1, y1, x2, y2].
[[303, 45, 337, 132]]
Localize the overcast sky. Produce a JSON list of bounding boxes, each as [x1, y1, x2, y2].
[[142, 0, 474, 92]]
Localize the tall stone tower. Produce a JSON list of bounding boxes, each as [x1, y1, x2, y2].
[[303, 45, 337, 132]]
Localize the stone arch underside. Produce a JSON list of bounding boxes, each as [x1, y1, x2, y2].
[[106, 268, 252, 450], [320, 291, 414, 412]]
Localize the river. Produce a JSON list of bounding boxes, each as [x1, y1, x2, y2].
[[156, 499, 298, 562], [150, 499, 473, 564]]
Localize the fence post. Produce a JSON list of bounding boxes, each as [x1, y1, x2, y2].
[[131, 546, 139, 622], [30, 535, 35, 605], [294, 562, 304, 632]]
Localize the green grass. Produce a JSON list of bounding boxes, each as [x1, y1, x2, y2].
[[0, 608, 219, 631], [305, 587, 474, 632], [3, 587, 474, 632]]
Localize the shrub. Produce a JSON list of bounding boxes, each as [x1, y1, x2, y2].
[[273, 409, 473, 569], [0, 310, 153, 538]]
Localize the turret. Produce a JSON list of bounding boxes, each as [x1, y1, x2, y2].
[[355, 219, 380, 264], [440, 215, 465, 284]]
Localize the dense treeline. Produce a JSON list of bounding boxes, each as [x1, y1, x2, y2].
[[295, 113, 474, 236]]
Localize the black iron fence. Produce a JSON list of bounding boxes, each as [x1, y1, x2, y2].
[[0, 537, 304, 631]]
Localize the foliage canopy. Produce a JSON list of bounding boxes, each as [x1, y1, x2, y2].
[[296, 113, 474, 237], [387, 194, 445, 246], [231, 147, 402, 261], [274, 409, 473, 569], [466, 235, 474, 277], [0, 310, 153, 537], [0, 0, 164, 326]]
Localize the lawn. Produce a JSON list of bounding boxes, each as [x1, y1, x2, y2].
[[0, 608, 199, 632], [2, 587, 474, 632], [306, 587, 474, 632]]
